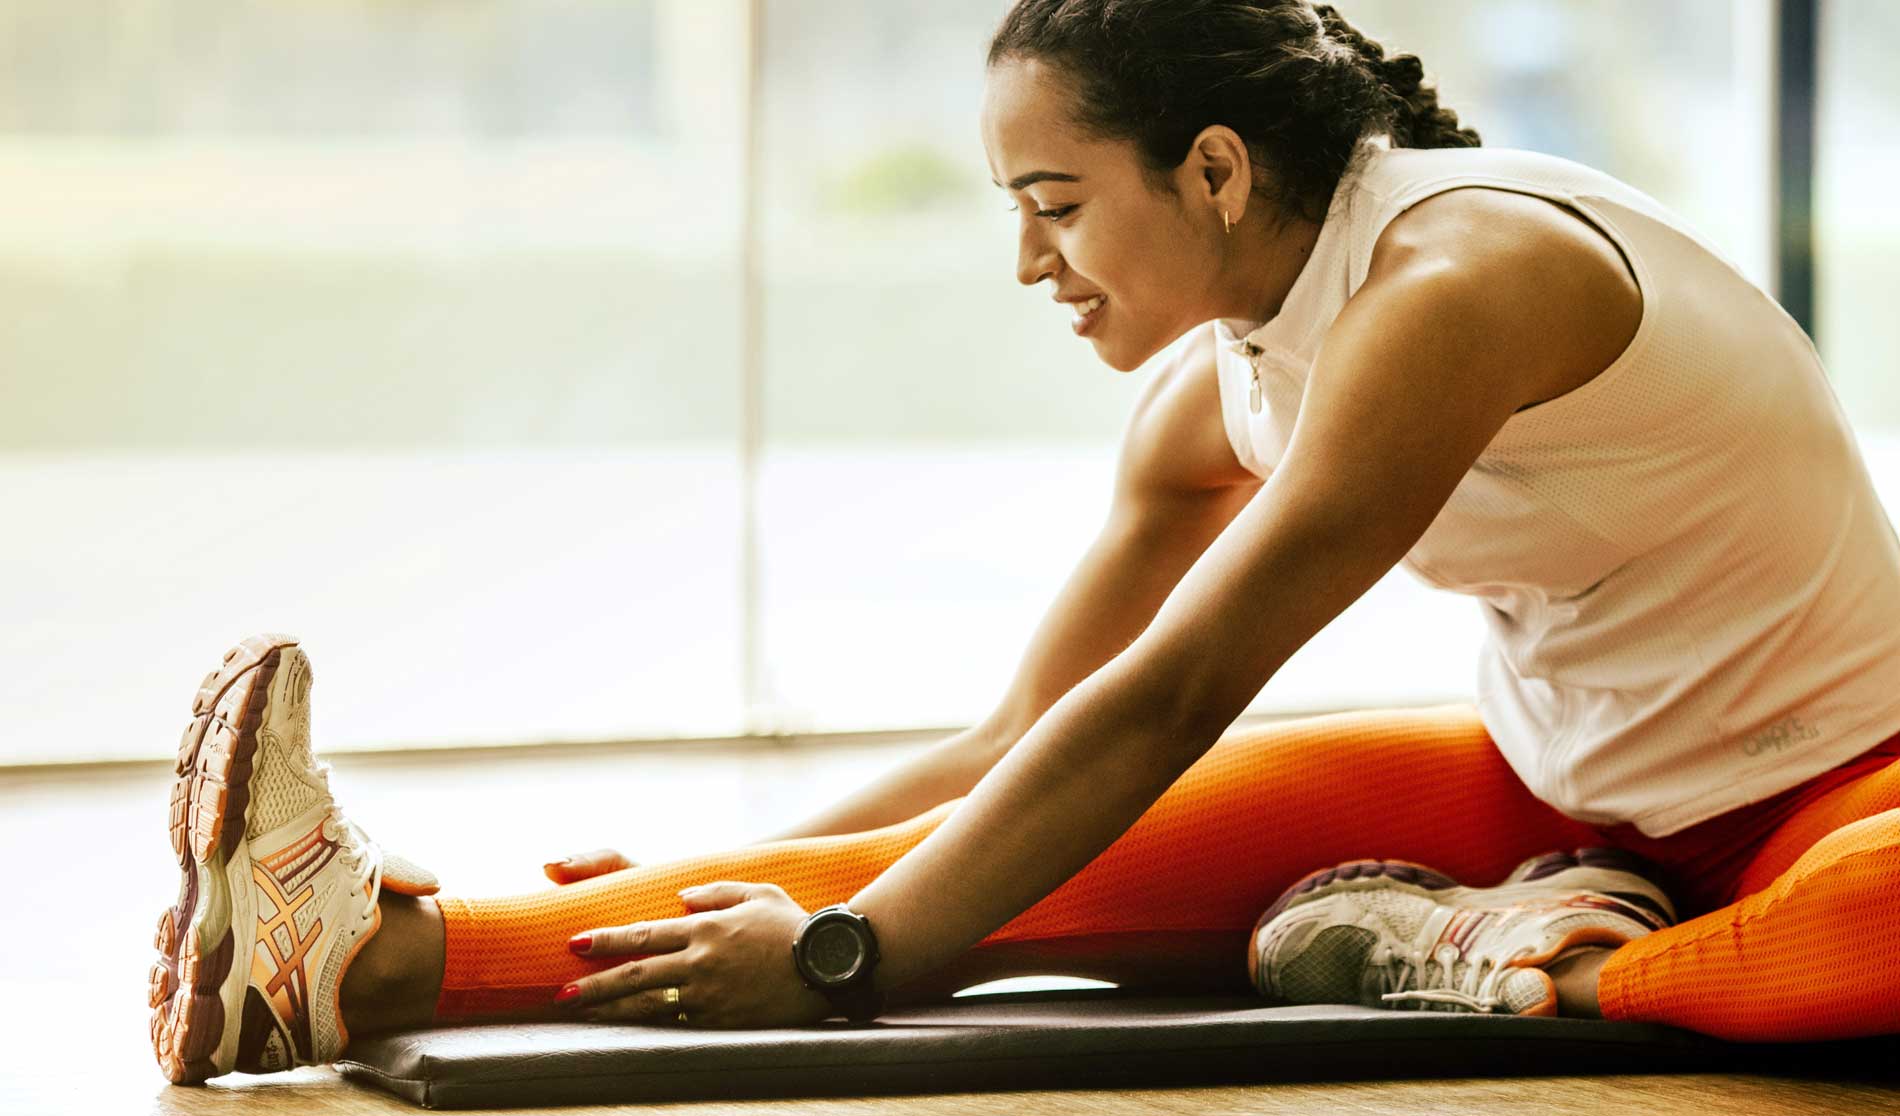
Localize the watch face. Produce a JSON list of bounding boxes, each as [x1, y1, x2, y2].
[[806, 919, 865, 983]]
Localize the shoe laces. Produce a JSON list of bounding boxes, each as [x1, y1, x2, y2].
[[1374, 936, 1524, 1014], [317, 760, 382, 926]]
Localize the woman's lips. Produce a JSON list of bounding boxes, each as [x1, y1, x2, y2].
[[1070, 295, 1106, 336]]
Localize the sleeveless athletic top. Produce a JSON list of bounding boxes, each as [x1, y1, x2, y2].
[[1199, 133, 1900, 836]]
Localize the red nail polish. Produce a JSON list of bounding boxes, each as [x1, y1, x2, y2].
[[568, 934, 591, 954], [554, 983, 582, 1004]]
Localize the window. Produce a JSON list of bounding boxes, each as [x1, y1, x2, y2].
[[751, 0, 1772, 732], [1817, 0, 1900, 511], [2, 1, 1837, 762], [0, 0, 751, 761]]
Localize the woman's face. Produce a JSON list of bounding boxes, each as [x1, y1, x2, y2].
[[980, 56, 1221, 373]]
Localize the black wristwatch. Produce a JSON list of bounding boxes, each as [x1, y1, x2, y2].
[[790, 903, 885, 1022]]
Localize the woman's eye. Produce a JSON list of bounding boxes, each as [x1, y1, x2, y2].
[[1005, 204, 1077, 221]]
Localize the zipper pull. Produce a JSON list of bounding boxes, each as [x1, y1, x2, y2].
[[1228, 336, 1266, 414]]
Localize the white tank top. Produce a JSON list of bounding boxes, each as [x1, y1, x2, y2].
[[1204, 135, 1900, 836]]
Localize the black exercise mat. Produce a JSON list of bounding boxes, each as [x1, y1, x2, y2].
[[335, 988, 1891, 1109]]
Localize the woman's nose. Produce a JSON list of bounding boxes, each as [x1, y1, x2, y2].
[[1016, 226, 1058, 287]]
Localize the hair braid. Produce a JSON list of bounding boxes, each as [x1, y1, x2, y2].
[[1311, 3, 1479, 150]]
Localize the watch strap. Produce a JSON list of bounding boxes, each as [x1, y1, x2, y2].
[[823, 976, 886, 1022]]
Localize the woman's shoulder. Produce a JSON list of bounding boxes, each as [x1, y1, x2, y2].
[[1368, 184, 1636, 297], [1359, 186, 1644, 411]]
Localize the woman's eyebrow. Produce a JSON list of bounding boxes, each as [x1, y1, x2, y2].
[[990, 170, 1084, 190]]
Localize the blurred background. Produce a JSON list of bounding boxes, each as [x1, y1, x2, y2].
[[2, 0, 1895, 764]]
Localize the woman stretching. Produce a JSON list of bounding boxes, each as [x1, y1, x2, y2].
[[150, 0, 1900, 1084]]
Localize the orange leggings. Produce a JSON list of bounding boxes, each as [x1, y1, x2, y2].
[[433, 706, 1900, 1042]]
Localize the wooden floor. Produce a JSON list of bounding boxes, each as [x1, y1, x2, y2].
[[4, 737, 1898, 1115], [78, 1068, 1900, 1116]]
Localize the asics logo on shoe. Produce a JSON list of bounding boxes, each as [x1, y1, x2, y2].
[[250, 821, 343, 1064]]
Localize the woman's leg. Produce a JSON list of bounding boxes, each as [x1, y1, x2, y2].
[[1597, 751, 1900, 1041], [349, 705, 1598, 1026]]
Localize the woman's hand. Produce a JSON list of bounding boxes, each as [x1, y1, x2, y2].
[[543, 847, 638, 884], [559, 881, 835, 1028]]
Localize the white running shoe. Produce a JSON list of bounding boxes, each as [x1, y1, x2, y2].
[[1249, 849, 1676, 1016], [149, 634, 438, 1084]]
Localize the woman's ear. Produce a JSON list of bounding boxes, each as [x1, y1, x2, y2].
[[1186, 124, 1253, 223]]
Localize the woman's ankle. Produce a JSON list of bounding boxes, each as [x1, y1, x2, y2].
[[1545, 945, 1614, 1019], [340, 894, 447, 1037]]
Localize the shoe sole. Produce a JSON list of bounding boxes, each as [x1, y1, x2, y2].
[[149, 633, 299, 1085]]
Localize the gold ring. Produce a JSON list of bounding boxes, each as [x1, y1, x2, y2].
[[662, 986, 681, 1006], [676, 1011, 690, 1025]]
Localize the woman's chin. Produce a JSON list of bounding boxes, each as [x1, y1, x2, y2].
[[1091, 338, 1146, 374]]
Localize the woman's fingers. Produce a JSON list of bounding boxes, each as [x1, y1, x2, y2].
[[559, 952, 695, 1011], [679, 880, 785, 911], [571, 915, 698, 958], [543, 847, 638, 884], [581, 983, 701, 1024]]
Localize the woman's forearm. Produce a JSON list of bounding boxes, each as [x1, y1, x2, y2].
[[752, 721, 1015, 844], [848, 659, 1212, 990], [841, 433, 1446, 994]]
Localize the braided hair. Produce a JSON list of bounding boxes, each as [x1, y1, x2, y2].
[[987, 0, 1480, 225]]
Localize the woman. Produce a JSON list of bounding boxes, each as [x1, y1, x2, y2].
[[150, 0, 1900, 1084]]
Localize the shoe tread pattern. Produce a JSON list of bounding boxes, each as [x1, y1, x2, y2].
[[151, 633, 299, 1085]]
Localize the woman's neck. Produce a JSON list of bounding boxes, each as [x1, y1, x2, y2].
[[1218, 213, 1324, 326]]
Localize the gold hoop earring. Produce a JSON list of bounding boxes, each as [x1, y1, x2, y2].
[[1222, 210, 1233, 235]]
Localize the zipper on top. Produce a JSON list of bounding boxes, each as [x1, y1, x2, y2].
[[1228, 337, 1266, 414]]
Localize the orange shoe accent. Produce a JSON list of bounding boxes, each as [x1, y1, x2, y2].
[[247, 823, 341, 1064]]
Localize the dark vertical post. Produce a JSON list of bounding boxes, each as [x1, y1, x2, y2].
[[1775, 0, 1820, 341]]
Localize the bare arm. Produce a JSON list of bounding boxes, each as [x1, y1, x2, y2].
[[852, 213, 1614, 990], [758, 326, 1258, 843], [751, 721, 1004, 843]]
